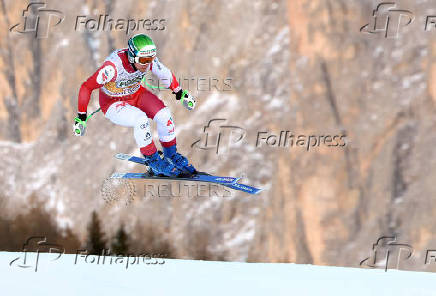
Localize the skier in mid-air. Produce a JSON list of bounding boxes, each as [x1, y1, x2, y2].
[[74, 34, 197, 177]]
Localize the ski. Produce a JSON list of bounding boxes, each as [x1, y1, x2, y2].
[[110, 172, 238, 184], [115, 153, 239, 184], [222, 182, 263, 195], [114, 153, 263, 195], [110, 172, 263, 195]]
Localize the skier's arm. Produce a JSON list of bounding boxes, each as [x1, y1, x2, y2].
[[150, 57, 181, 92], [78, 61, 117, 117], [150, 57, 196, 110], [74, 61, 116, 136]]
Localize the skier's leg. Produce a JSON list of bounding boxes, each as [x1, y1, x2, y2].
[[153, 107, 176, 146], [136, 87, 196, 174], [135, 86, 176, 147], [104, 101, 180, 176]]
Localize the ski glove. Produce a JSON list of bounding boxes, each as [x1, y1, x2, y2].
[[73, 113, 87, 136], [174, 89, 196, 110]]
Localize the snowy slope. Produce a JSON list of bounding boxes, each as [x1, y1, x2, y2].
[[2, 251, 436, 296]]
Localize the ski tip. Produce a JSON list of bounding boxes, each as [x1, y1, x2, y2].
[[253, 188, 264, 195], [237, 173, 248, 183], [233, 177, 242, 184], [115, 153, 131, 160], [110, 173, 126, 179]]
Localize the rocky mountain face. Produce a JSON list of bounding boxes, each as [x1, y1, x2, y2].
[[1, 0, 435, 271]]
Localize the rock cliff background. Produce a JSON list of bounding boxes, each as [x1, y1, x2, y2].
[[0, 0, 435, 271]]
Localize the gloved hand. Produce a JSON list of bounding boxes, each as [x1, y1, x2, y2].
[[73, 113, 87, 136], [174, 89, 196, 110]]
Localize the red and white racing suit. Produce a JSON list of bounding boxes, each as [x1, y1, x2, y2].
[[77, 48, 181, 155]]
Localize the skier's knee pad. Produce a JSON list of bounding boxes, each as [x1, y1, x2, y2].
[[133, 114, 153, 147], [153, 107, 175, 142]]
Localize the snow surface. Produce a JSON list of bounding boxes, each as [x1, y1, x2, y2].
[[2, 251, 436, 295]]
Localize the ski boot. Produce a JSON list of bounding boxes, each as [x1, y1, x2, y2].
[[143, 151, 182, 177], [163, 146, 197, 175]]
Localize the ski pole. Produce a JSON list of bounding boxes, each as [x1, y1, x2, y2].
[[74, 108, 101, 136], [85, 108, 101, 121], [141, 75, 166, 90], [141, 76, 196, 109]]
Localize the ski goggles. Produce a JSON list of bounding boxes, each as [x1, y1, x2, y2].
[[134, 56, 155, 65]]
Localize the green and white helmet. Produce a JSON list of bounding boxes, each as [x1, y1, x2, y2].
[[127, 34, 157, 64]]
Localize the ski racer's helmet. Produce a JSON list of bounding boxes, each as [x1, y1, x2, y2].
[[127, 34, 157, 64]]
